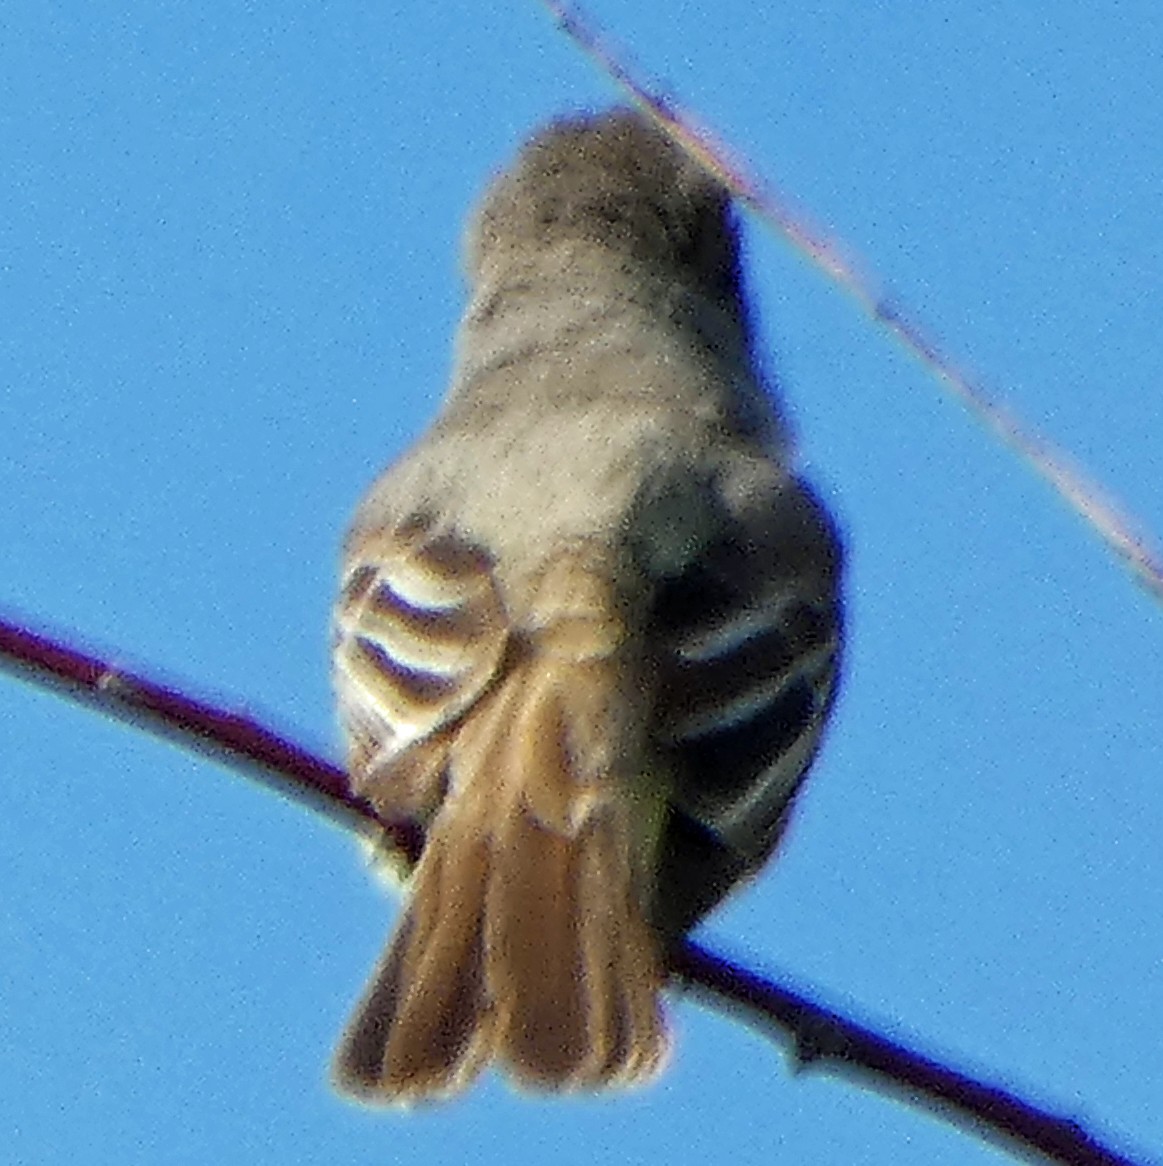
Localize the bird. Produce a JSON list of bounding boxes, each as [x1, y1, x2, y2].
[[330, 107, 844, 1104]]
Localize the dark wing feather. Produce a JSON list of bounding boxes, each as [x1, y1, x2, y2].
[[332, 520, 511, 834], [648, 477, 844, 938]]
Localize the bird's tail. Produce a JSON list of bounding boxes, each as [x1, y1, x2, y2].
[[333, 641, 669, 1103]]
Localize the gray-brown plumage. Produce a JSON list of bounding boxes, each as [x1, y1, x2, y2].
[[331, 108, 844, 1103]]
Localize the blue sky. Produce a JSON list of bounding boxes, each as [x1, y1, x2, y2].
[[2, 2, 1161, 1163]]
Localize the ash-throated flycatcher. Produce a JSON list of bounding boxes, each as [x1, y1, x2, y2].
[[331, 108, 843, 1103]]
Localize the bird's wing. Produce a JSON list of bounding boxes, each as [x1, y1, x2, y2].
[[332, 517, 511, 836], [649, 476, 844, 936]]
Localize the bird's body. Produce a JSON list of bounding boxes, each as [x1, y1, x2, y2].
[[331, 109, 843, 1103]]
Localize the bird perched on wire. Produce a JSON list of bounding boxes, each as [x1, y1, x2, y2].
[[330, 106, 844, 1103]]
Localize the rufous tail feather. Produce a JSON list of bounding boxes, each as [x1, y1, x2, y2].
[[333, 656, 668, 1103]]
